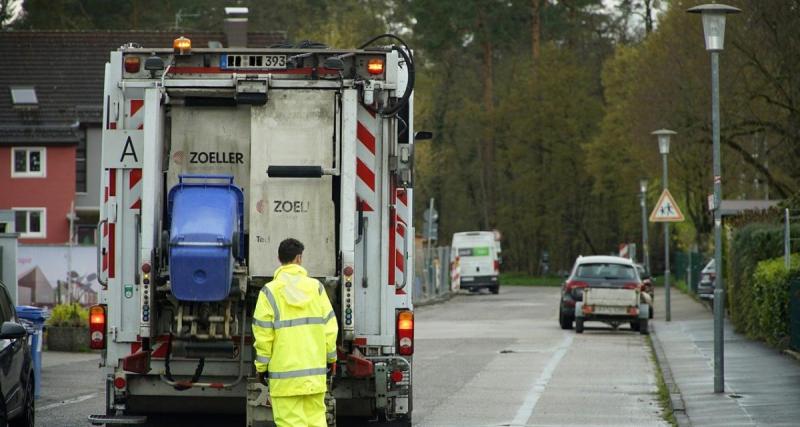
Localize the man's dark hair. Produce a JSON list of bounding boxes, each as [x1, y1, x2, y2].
[[278, 238, 304, 264]]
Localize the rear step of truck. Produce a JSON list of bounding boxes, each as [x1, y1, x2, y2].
[[88, 415, 147, 425]]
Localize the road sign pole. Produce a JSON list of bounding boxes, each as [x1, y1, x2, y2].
[[662, 152, 671, 322], [427, 198, 435, 291]]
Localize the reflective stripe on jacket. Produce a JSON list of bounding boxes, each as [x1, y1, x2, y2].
[[252, 263, 338, 397]]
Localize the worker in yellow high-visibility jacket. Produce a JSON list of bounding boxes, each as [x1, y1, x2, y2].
[[252, 238, 338, 427]]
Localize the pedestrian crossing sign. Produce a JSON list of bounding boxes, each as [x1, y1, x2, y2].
[[649, 189, 685, 222]]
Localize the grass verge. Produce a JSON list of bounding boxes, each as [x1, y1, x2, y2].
[[500, 273, 563, 287], [647, 335, 678, 427]]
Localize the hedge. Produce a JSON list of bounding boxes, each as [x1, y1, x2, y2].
[[747, 255, 800, 348], [726, 222, 800, 335]]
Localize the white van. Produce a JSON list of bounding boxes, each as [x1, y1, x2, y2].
[[451, 231, 501, 294]]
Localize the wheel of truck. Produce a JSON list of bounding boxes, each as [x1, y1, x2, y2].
[[639, 319, 649, 335], [490, 285, 500, 295], [325, 391, 336, 427], [559, 310, 573, 330], [630, 321, 640, 332], [649, 304, 654, 319], [575, 318, 584, 333]]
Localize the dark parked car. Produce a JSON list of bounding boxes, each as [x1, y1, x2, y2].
[[697, 259, 715, 300], [0, 280, 35, 427]]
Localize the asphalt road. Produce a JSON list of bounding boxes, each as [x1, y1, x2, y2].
[[35, 286, 667, 426], [412, 286, 666, 427]]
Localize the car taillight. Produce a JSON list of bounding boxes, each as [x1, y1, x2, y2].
[[565, 280, 588, 292], [89, 305, 107, 350], [397, 310, 414, 356], [494, 260, 500, 273], [623, 282, 641, 290]]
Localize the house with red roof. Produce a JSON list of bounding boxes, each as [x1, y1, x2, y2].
[[0, 12, 285, 303]]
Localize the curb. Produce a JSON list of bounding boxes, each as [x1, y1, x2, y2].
[[651, 323, 692, 427], [784, 348, 800, 363], [413, 292, 453, 307]]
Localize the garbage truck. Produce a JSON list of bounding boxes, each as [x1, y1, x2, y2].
[[89, 33, 419, 426]]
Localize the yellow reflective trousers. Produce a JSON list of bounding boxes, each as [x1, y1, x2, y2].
[[272, 392, 327, 427]]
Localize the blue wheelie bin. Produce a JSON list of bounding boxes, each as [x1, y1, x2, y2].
[[16, 305, 47, 399]]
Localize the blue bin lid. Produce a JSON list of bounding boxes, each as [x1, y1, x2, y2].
[[16, 305, 47, 322], [170, 187, 239, 243]]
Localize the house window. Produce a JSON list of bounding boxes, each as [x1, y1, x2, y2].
[[13, 208, 46, 239], [76, 137, 87, 193], [11, 147, 46, 177], [76, 225, 96, 245], [10, 86, 38, 106]]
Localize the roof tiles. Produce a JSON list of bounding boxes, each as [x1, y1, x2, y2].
[[0, 30, 286, 144]]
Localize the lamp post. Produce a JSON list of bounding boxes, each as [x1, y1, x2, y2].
[[640, 179, 650, 276], [688, 3, 740, 394], [653, 129, 676, 322]]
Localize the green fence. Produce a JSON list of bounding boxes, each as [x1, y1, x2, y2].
[[791, 279, 800, 351], [673, 251, 704, 293]]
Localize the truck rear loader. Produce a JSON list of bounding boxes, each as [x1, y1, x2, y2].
[[88, 33, 418, 426]]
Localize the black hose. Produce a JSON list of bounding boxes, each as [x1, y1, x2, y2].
[[164, 333, 206, 391], [358, 34, 415, 118]]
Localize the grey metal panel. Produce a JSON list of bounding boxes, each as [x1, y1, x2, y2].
[[248, 90, 336, 278], [168, 106, 252, 231]]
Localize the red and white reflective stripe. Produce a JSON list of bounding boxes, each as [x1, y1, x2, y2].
[[130, 335, 169, 358], [395, 187, 410, 294], [356, 105, 378, 212], [451, 259, 461, 290], [107, 169, 117, 278], [101, 171, 110, 276], [127, 99, 144, 130], [129, 169, 142, 210]]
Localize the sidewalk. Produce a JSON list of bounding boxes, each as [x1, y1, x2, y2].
[[651, 287, 800, 427], [41, 350, 100, 368]]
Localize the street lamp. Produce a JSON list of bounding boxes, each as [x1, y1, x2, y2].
[[653, 129, 676, 322], [639, 179, 650, 276], [688, 2, 740, 395]]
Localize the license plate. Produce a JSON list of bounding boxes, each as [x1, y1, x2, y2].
[[595, 306, 628, 315], [222, 54, 287, 70]]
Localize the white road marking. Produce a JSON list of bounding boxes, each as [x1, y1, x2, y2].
[[38, 393, 97, 411], [510, 333, 574, 426]]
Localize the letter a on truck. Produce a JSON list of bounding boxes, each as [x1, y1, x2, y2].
[[89, 33, 418, 426]]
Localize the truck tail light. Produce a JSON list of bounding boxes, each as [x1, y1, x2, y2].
[[397, 310, 414, 356], [124, 56, 141, 73], [113, 374, 127, 390], [494, 260, 500, 273], [89, 305, 107, 350], [367, 58, 384, 75], [623, 282, 641, 290]]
